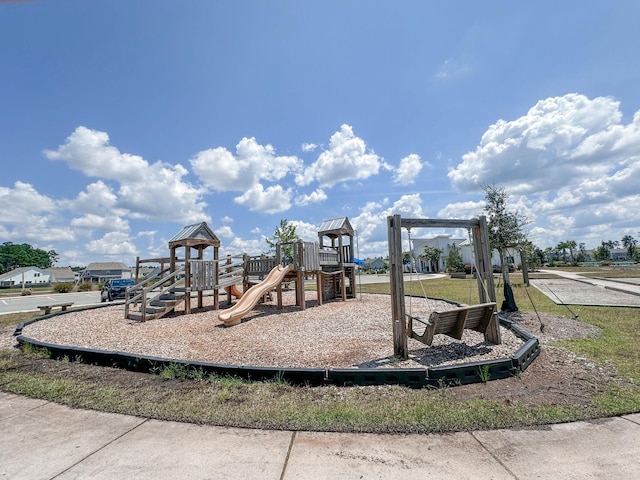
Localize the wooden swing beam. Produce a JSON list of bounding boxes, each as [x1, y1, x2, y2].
[[387, 215, 500, 359]]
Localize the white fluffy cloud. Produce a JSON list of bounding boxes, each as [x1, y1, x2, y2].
[[191, 137, 301, 192], [62, 181, 119, 215], [297, 124, 391, 188], [70, 214, 130, 232], [294, 188, 327, 206], [290, 220, 320, 241], [437, 200, 485, 220], [234, 184, 292, 213], [393, 154, 424, 185], [85, 231, 137, 256], [0, 181, 57, 224], [45, 126, 209, 223], [351, 194, 426, 257], [448, 94, 628, 193], [446, 94, 640, 249], [216, 225, 234, 239], [0, 182, 74, 244]]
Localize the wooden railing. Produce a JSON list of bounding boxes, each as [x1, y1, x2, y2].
[[125, 265, 186, 322]]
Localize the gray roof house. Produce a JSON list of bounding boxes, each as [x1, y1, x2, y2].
[[79, 262, 132, 283], [45, 267, 76, 283]]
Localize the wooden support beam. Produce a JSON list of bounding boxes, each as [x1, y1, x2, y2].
[[388, 214, 408, 359], [400, 218, 481, 229], [452, 309, 470, 340]]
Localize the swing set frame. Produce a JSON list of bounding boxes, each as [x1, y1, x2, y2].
[[387, 214, 501, 359]]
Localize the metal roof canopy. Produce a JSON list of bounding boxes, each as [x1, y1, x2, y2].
[[318, 217, 354, 238], [168, 222, 220, 249]]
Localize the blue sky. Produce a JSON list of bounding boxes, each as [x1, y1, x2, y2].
[[1, 1, 639, 266]]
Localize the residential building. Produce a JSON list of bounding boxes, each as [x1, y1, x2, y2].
[[45, 267, 76, 283], [0, 266, 51, 287], [363, 257, 386, 273], [409, 235, 521, 273], [79, 262, 132, 284]]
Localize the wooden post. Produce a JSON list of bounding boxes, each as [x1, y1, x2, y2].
[[521, 249, 530, 286], [388, 215, 408, 359], [477, 216, 500, 344], [316, 272, 323, 306], [184, 246, 191, 314], [197, 246, 204, 309], [226, 256, 232, 304], [297, 270, 305, 309]]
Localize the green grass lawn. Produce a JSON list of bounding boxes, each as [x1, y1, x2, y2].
[[1, 276, 639, 433]]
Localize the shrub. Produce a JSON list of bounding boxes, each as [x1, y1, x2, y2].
[[78, 282, 92, 292], [53, 282, 73, 293], [21, 288, 32, 296]]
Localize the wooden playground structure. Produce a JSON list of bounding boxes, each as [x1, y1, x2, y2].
[[125, 218, 358, 325], [387, 214, 501, 359]]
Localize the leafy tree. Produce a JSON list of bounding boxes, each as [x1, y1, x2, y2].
[[445, 243, 464, 272], [556, 241, 570, 262], [555, 240, 577, 263], [566, 240, 577, 262], [593, 240, 619, 261], [0, 242, 57, 274], [521, 241, 543, 268], [265, 219, 300, 259], [420, 245, 443, 272], [482, 185, 529, 273], [543, 247, 557, 263], [575, 243, 589, 262], [622, 235, 638, 260]]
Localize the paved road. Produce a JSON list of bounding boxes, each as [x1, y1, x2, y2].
[[0, 274, 443, 316], [0, 291, 103, 315]]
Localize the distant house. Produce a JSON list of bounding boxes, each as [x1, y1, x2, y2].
[[79, 262, 132, 284], [45, 267, 76, 284], [410, 235, 521, 273], [363, 257, 386, 273], [0, 266, 52, 288], [411, 235, 467, 273], [611, 248, 629, 261]]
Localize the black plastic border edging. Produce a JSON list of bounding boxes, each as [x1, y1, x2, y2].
[[13, 300, 541, 389], [328, 368, 427, 388], [15, 335, 328, 386]]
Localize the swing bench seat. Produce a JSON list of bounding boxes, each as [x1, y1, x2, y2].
[[408, 302, 497, 346]]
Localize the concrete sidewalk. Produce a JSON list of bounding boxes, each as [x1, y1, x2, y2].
[[533, 270, 640, 307], [2, 392, 639, 479], [538, 269, 640, 295]]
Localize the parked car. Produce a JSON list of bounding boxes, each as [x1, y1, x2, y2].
[[101, 278, 136, 302]]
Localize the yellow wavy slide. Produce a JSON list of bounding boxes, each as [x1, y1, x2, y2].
[[217, 264, 294, 326]]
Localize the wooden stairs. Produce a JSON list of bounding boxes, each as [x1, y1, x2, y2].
[[124, 266, 187, 322]]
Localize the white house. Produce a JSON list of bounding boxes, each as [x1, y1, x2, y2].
[[409, 235, 522, 273], [0, 266, 52, 287]]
